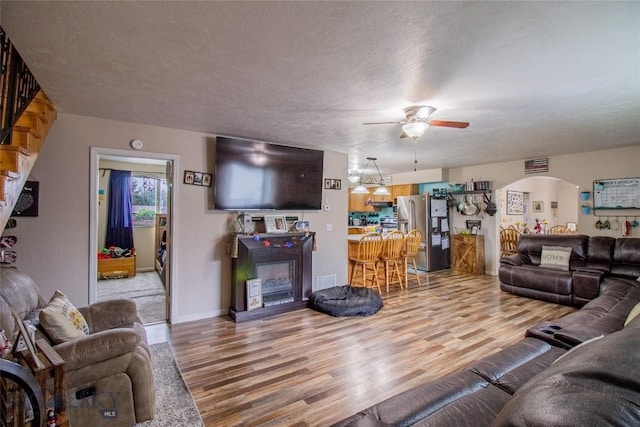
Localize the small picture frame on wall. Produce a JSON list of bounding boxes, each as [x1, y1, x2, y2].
[[532, 201, 544, 213], [246, 278, 262, 311], [184, 170, 212, 187], [506, 190, 524, 215], [324, 179, 342, 190], [264, 215, 288, 233]]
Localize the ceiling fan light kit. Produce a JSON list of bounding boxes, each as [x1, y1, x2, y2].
[[402, 122, 429, 140]]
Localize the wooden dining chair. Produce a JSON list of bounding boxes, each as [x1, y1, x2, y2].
[[349, 232, 384, 293], [500, 228, 520, 257], [401, 229, 423, 288], [378, 230, 405, 292], [547, 225, 569, 234], [379, 230, 404, 292]]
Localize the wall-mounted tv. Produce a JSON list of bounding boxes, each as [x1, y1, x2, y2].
[[214, 136, 324, 211]]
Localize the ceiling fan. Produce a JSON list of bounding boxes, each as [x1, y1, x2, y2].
[[363, 105, 469, 140]]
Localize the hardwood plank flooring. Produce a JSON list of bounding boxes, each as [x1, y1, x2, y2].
[[167, 271, 576, 426]]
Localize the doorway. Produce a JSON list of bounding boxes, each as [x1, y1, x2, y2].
[[89, 147, 178, 324], [495, 176, 578, 272]]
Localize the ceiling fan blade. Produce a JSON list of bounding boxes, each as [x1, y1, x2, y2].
[[362, 121, 402, 125], [429, 120, 469, 128]]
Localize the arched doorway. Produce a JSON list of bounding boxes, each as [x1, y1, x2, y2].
[[494, 176, 579, 271]]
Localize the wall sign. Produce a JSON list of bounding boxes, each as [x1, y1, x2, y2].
[[12, 181, 39, 217], [524, 158, 548, 174]]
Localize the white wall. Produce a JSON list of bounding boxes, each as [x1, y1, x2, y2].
[[448, 145, 640, 275], [13, 112, 639, 315], [16, 113, 348, 323]]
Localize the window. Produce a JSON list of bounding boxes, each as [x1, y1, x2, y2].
[[131, 175, 167, 226]]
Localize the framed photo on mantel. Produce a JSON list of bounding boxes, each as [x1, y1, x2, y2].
[[246, 278, 262, 311], [264, 215, 288, 233]]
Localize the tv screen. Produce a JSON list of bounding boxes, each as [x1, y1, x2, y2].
[[214, 137, 324, 210]]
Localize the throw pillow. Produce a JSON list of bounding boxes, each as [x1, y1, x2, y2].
[[624, 302, 640, 327], [540, 245, 572, 270], [552, 334, 604, 364], [39, 290, 90, 344]]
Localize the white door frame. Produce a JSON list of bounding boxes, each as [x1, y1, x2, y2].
[[89, 147, 179, 323]]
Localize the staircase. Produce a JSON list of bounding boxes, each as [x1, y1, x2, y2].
[[0, 90, 57, 231]]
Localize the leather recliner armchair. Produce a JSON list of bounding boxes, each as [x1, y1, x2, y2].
[[0, 268, 155, 426]]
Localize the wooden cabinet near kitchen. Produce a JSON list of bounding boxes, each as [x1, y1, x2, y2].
[[348, 192, 374, 212], [372, 192, 392, 202], [452, 234, 485, 275], [392, 184, 419, 204]]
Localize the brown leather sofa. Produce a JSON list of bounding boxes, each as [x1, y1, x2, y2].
[[334, 236, 640, 426], [0, 268, 155, 426], [499, 235, 640, 306]]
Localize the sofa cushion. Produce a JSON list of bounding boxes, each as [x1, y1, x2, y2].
[[610, 238, 640, 279], [625, 302, 640, 326], [492, 327, 640, 426], [502, 265, 573, 295], [539, 246, 571, 271], [584, 236, 615, 272], [39, 290, 90, 344], [516, 234, 589, 266], [470, 337, 566, 395], [332, 370, 511, 427]]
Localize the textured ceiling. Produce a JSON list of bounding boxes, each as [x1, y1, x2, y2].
[[2, 1, 639, 177]]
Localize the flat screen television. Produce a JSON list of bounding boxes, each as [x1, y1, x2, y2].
[[214, 136, 324, 210]]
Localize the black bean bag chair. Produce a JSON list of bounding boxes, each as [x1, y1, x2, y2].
[[309, 285, 383, 317]]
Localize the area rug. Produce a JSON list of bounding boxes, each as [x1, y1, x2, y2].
[[135, 342, 203, 427], [97, 272, 166, 324]]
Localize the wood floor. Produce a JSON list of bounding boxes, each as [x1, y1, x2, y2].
[[166, 271, 576, 426]]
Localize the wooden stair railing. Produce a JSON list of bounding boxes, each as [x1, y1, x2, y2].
[[0, 90, 56, 231]]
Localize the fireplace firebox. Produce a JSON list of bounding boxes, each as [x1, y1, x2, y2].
[[230, 232, 314, 322]]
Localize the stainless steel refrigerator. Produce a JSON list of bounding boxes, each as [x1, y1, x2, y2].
[[397, 194, 451, 271]]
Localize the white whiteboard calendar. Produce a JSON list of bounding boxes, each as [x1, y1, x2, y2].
[[593, 178, 640, 209]]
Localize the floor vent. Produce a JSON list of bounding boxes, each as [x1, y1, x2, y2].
[[316, 274, 337, 291]]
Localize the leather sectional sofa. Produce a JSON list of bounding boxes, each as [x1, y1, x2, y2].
[[499, 234, 640, 306], [0, 268, 155, 426], [334, 235, 640, 426]]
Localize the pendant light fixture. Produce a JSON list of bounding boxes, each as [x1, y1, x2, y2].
[[350, 157, 390, 195]]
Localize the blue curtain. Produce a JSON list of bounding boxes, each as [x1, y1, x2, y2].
[[105, 170, 134, 249]]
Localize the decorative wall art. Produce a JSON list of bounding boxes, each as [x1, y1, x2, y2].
[[184, 170, 212, 187], [532, 201, 544, 213], [506, 191, 524, 215], [11, 181, 39, 217], [324, 179, 342, 190]]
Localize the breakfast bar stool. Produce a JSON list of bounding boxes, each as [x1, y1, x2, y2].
[[401, 229, 422, 288], [349, 232, 384, 293], [378, 230, 405, 292]]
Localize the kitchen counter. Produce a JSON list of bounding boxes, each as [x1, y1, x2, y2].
[[348, 234, 367, 242]]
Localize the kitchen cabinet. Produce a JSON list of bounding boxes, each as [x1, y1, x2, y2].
[[372, 192, 392, 202], [452, 234, 485, 275], [348, 192, 374, 212], [392, 184, 419, 203], [349, 184, 419, 210]]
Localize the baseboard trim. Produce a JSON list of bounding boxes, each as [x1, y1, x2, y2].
[[173, 308, 228, 324]]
